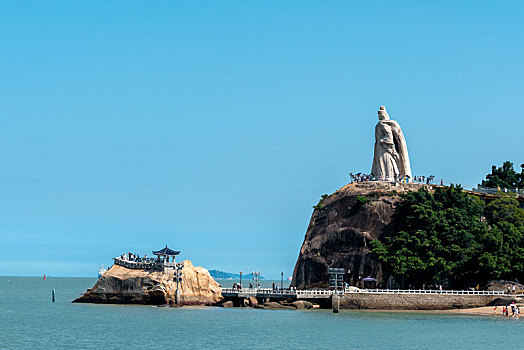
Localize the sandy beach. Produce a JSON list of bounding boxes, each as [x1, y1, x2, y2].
[[346, 305, 523, 319], [443, 305, 522, 318]]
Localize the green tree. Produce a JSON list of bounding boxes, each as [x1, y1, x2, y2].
[[370, 185, 488, 287], [477, 197, 524, 280], [480, 161, 523, 189]]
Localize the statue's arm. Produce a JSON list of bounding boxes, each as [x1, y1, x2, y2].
[[378, 125, 394, 145], [380, 137, 394, 145]]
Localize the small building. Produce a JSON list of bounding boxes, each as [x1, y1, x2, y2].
[[152, 245, 180, 267]]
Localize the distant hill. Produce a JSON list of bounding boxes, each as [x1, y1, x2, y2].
[[209, 270, 264, 280]]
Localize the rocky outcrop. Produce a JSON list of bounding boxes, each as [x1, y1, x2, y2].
[[292, 181, 429, 289], [73, 260, 222, 305], [486, 280, 524, 294], [253, 300, 316, 310]]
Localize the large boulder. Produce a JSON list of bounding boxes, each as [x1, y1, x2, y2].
[[254, 301, 295, 310], [291, 181, 429, 289], [73, 260, 222, 305], [290, 300, 314, 309], [486, 280, 524, 294]]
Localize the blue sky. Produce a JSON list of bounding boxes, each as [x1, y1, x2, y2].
[[0, 1, 522, 278]]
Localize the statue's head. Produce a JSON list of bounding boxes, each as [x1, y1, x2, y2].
[[378, 105, 389, 121]]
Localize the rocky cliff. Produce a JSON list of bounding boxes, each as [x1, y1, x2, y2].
[[74, 260, 222, 305], [291, 181, 428, 289]]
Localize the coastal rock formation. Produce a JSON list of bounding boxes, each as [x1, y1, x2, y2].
[[291, 181, 428, 289], [73, 260, 222, 305], [486, 280, 524, 293], [253, 300, 315, 310]]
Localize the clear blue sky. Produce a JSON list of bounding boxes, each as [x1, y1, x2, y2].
[[0, 1, 522, 278]]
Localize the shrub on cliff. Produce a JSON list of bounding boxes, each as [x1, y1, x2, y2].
[[313, 194, 329, 209], [371, 185, 524, 288], [356, 196, 370, 205], [477, 197, 524, 280], [371, 185, 488, 287]]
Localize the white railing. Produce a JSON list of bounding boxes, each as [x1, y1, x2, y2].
[[113, 257, 182, 270], [472, 186, 524, 197], [296, 290, 335, 297], [221, 288, 294, 295], [221, 287, 505, 297], [113, 258, 156, 270], [346, 288, 504, 295]]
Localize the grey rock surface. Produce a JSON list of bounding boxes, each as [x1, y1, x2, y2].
[[291, 181, 429, 289]]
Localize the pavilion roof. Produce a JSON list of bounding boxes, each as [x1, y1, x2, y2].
[[152, 245, 180, 256]]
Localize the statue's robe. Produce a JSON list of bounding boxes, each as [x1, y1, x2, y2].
[[371, 120, 411, 181]]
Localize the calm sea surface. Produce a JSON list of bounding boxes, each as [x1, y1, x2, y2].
[[1, 276, 524, 349]]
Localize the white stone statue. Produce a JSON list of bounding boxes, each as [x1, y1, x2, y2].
[[371, 106, 412, 181]]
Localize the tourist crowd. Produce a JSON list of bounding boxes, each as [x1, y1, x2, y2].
[[230, 282, 293, 291], [349, 173, 373, 183], [412, 175, 436, 184], [497, 302, 520, 319], [231, 283, 262, 290], [349, 172, 439, 185], [119, 252, 157, 263]]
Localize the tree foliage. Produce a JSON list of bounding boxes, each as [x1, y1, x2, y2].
[[371, 185, 524, 287], [480, 161, 524, 189], [477, 197, 524, 279]]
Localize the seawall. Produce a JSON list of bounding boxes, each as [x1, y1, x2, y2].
[[338, 293, 496, 310]]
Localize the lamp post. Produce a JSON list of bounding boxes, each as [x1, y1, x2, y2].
[[252, 271, 261, 289], [239, 271, 242, 289], [175, 262, 184, 305], [281, 272, 284, 292]]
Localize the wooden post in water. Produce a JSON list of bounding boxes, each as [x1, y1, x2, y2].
[[52, 289, 55, 302], [332, 294, 339, 313]]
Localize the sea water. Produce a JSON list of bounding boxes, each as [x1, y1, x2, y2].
[[1, 277, 523, 349]]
